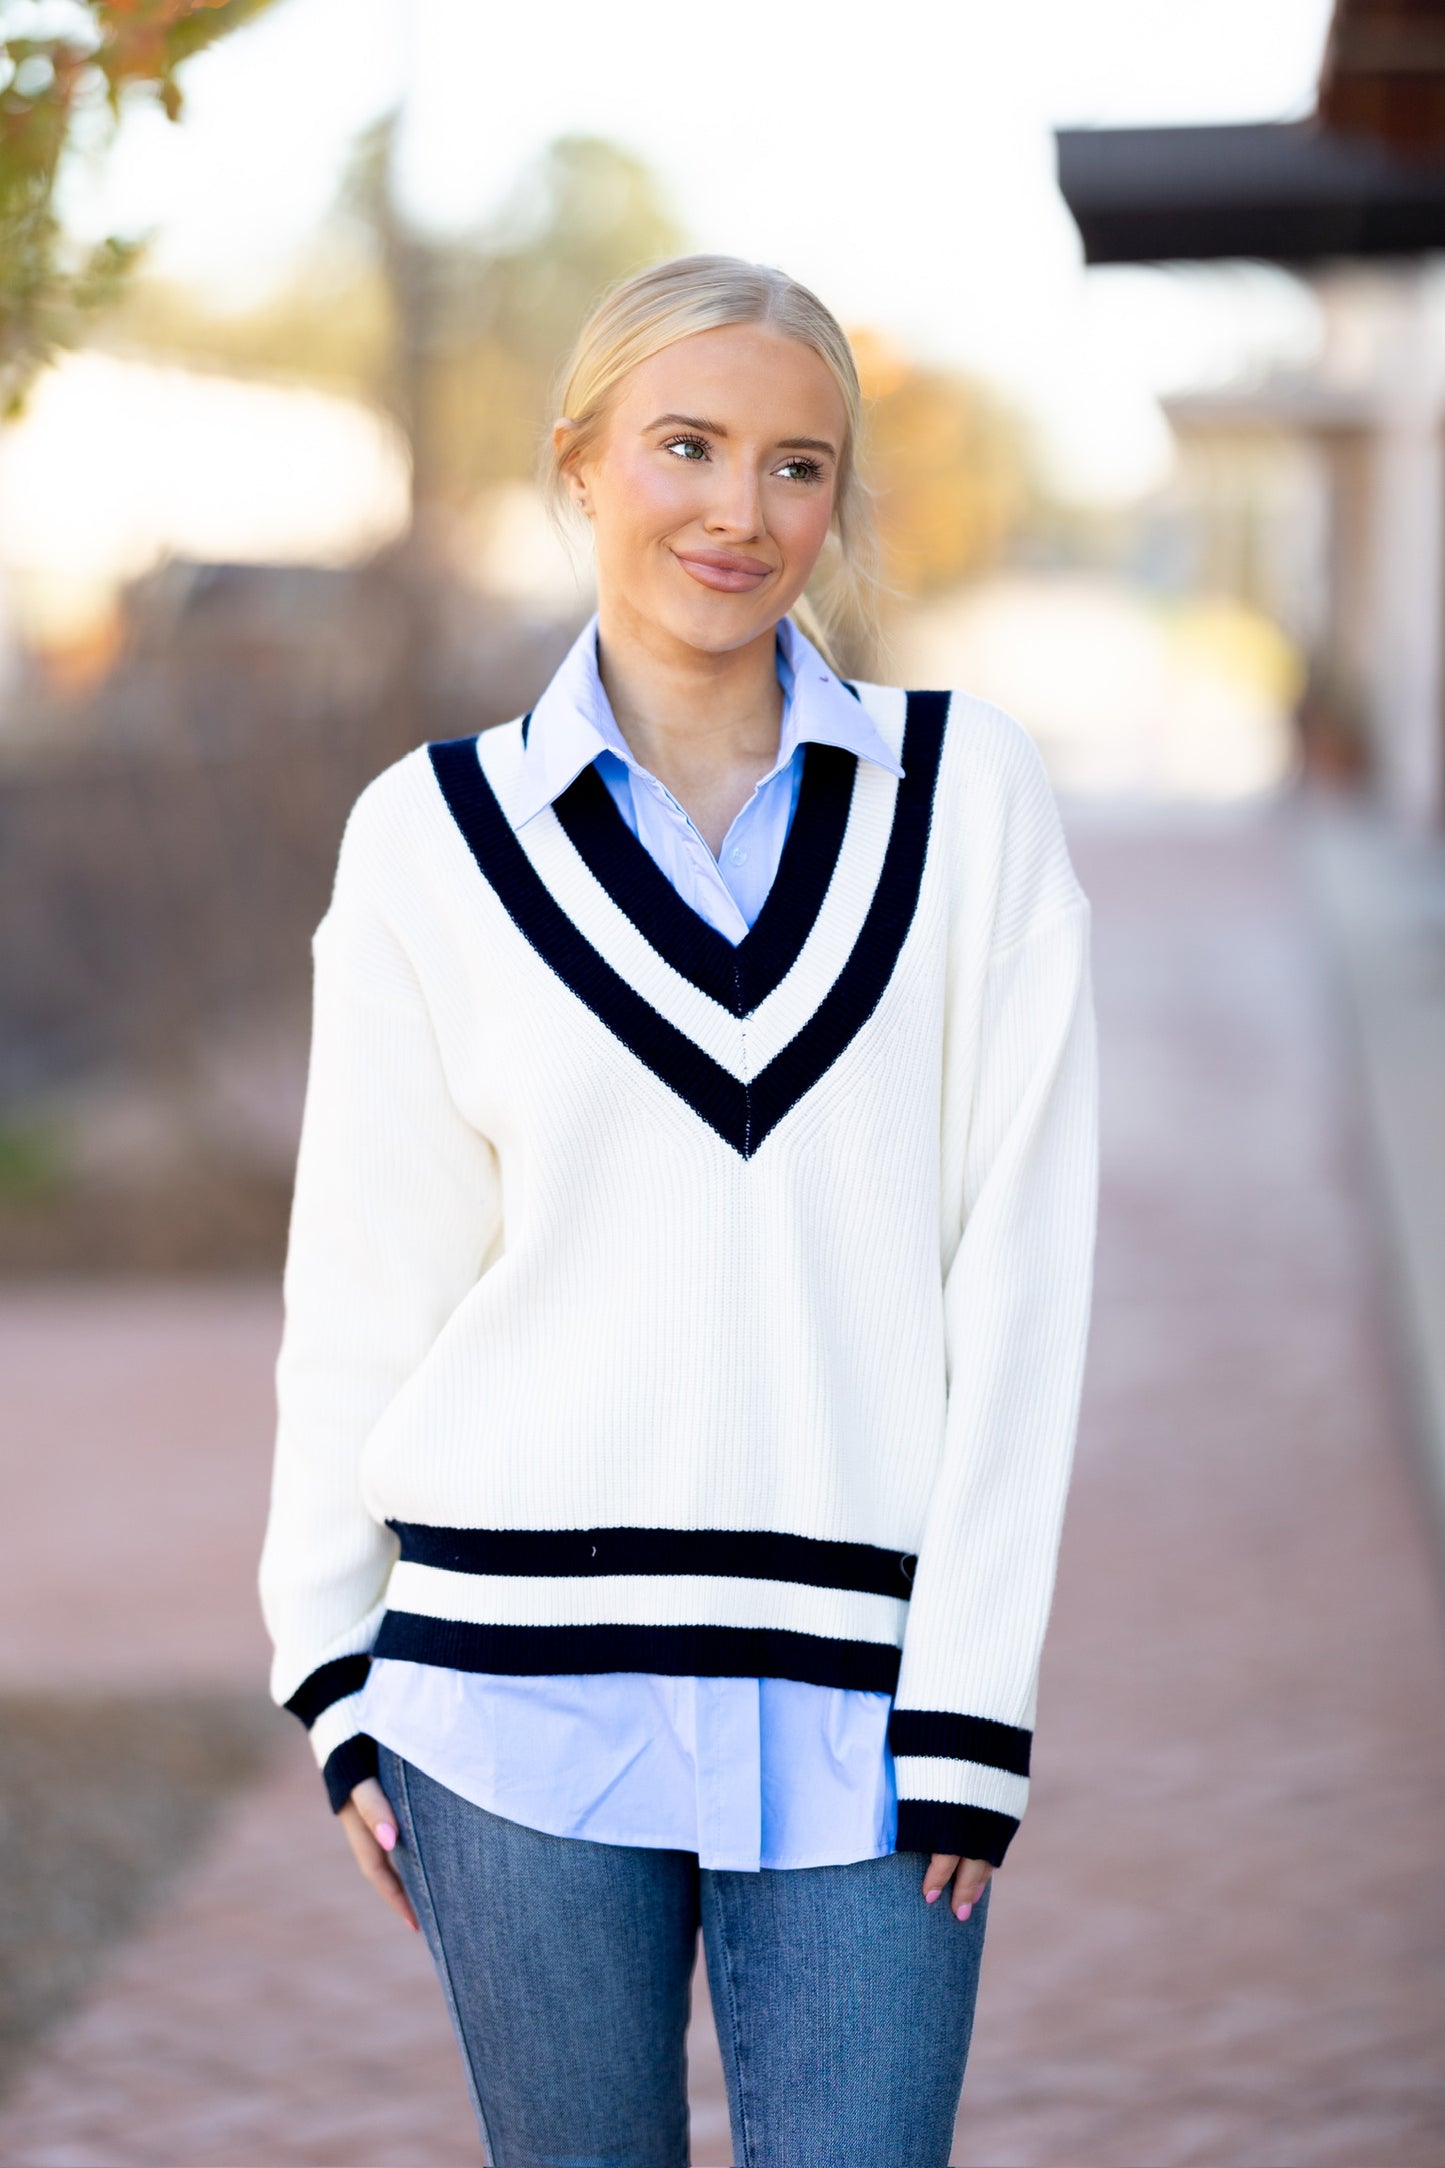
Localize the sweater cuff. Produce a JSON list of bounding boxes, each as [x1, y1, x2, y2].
[[322, 1730, 380, 1813], [894, 1798, 1020, 1867], [889, 1708, 1032, 1866], [282, 1653, 376, 1809]]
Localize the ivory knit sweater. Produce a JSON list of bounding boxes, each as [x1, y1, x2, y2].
[[259, 670, 1100, 1867]]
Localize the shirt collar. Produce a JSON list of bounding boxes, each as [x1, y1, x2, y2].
[[512, 611, 903, 829]]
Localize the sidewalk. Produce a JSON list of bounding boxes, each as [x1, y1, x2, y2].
[[0, 798, 1442, 2165], [956, 799, 1445, 2165], [1300, 796, 1445, 1552]]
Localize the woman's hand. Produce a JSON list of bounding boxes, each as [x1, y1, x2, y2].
[[923, 1852, 993, 1921], [339, 1777, 420, 1932]]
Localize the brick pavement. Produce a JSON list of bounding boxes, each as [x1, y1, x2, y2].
[[0, 1740, 481, 2168], [954, 804, 1445, 2165], [0, 1281, 280, 1692], [0, 801, 1442, 2164]]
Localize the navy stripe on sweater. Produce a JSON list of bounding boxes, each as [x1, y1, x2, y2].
[[284, 1652, 370, 1729], [388, 1521, 918, 1601], [894, 1799, 1020, 1868], [427, 689, 950, 1159], [371, 1613, 904, 1694], [551, 739, 858, 1015], [887, 1708, 1033, 1777]]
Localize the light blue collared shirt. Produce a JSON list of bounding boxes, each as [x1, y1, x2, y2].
[[358, 613, 908, 1871], [510, 610, 904, 940]]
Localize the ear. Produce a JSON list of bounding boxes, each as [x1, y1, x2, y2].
[[552, 419, 591, 516]]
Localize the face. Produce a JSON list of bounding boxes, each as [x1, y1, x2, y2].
[[556, 322, 847, 657]]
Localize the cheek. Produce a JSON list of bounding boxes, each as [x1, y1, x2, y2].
[[772, 489, 836, 567], [601, 452, 696, 539]]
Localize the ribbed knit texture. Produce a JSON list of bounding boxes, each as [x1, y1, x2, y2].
[[259, 680, 1099, 1865]]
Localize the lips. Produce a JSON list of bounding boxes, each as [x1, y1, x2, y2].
[[673, 549, 774, 594]]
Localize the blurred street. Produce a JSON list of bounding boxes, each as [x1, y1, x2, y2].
[[0, 796, 1440, 2168]]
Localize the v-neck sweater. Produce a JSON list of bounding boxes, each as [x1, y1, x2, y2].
[[352, 615, 905, 1873], [259, 671, 1100, 1868]]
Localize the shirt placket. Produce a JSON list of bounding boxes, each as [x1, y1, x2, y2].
[[692, 1676, 763, 1870]]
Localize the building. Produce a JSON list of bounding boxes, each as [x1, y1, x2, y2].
[[1055, 0, 1445, 830]]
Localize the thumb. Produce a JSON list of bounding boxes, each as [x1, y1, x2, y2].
[[349, 1776, 399, 1853]]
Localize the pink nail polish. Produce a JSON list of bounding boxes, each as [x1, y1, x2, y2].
[[924, 1888, 940, 1903], [955, 1901, 972, 1920], [376, 1822, 397, 1852]]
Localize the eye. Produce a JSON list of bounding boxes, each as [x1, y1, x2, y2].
[[663, 434, 709, 462], [776, 455, 824, 483]]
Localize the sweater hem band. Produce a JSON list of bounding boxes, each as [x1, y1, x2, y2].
[[371, 1611, 903, 1692]]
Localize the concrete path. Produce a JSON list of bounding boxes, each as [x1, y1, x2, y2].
[[0, 800, 1442, 2166]]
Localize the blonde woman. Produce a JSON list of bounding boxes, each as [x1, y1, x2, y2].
[[260, 254, 1099, 2168]]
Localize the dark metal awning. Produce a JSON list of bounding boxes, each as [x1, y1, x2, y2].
[[1054, 119, 1445, 264]]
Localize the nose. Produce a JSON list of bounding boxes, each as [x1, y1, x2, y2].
[[702, 457, 764, 541]]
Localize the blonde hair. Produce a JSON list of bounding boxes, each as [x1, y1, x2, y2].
[[542, 253, 880, 668]]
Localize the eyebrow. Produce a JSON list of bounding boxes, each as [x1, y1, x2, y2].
[[646, 413, 838, 458]]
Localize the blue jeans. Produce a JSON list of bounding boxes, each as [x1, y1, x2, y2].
[[378, 1743, 991, 2168]]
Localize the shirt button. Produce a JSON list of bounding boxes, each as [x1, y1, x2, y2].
[[728, 846, 748, 867]]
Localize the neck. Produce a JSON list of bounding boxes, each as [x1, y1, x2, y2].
[[594, 594, 786, 796]]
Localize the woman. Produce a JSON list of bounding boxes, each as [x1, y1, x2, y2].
[[260, 253, 1099, 2168]]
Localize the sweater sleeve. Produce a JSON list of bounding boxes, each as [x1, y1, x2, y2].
[[888, 738, 1099, 1868], [259, 783, 503, 1810]]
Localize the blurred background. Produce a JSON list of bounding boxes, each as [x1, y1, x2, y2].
[[1, 3, 1443, 2163], [0, 0, 1436, 1263]]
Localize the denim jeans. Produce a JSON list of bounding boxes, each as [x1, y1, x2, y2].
[[378, 1742, 991, 2168]]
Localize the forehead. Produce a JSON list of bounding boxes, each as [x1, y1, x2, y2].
[[614, 324, 848, 436]]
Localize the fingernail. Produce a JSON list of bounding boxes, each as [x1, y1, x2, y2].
[[376, 1822, 397, 1852], [955, 1901, 972, 1920], [924, 1888, 941, 1903]]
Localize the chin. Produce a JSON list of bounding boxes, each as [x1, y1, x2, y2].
[[654, 579, 791, 658]]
